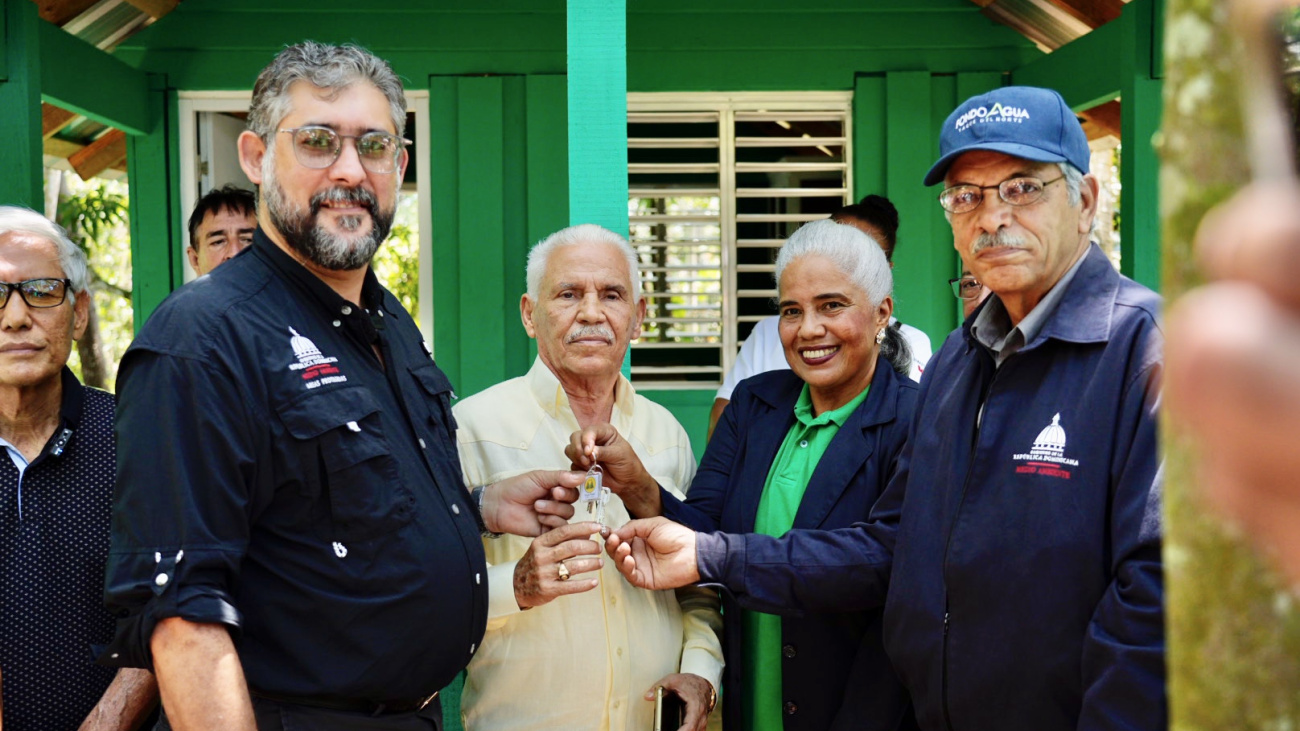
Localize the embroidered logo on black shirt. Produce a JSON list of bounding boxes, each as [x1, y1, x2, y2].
[[287, 327, 348, 389]]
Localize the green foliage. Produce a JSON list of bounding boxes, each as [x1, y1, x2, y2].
[[371, 193, 420, 325], [53, 173, 135, 390]]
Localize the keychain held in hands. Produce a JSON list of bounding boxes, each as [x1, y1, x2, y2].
[[581, 447, 612, 528]]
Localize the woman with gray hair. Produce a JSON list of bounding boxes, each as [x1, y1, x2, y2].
[[569, 219, 919, 730]]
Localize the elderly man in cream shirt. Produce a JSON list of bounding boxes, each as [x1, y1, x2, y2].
[[454, 224, 723, 731]]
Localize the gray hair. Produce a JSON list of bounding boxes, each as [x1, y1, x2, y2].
[[775, 219, 912, 377], [247, 42, 407, 140], [0, 206, 90, 303], [1058, 162, 1083, 206], [526, 224, 641, 300], [775, 219, 892, 306]]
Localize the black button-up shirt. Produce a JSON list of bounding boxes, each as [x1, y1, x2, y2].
[[1, 370, 116, 731], [104, 230, 487, 702]]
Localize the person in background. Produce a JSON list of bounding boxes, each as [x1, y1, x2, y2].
[[454, 224, 722, 731], [0, 207, 157, 731], [949, 267, 991, 319], [709, 195, 926, 440], [186, 185, 256, 276], [571, 219, 918, 731]]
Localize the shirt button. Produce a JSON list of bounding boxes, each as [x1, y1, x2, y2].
[[475, 573, 481, 585], [617, 647, 623, 657], [332, 320, 341, 328], [341, 305, 353, 315], [111, 653, 119, 659], [452, 504, 461, 515], [784, 701, 798, 715], [799, 439, 809, 448], [783, 644, 796, 658], [610, 595, 617, 606], [419, 438, 427, 449], [155, 573, 169, 587], [613, 700, 621, 709]]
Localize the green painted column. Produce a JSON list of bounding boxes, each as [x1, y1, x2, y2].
[[0, 0, 44, 209], [1120, 0, 1162, 290], [566, 0, 627, 231], [885, 71, 952, 348], [126, 77, 181, 330], [566, 0, 627, 377]]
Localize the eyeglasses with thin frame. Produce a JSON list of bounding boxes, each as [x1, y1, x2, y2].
[[948, 275, 984, 300], [938, 175, 1065, 215], [0, 278, 72, 309], [277, 126, 411, 174]]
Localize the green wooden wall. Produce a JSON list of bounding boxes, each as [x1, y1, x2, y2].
[[106, 0, 1042, 449]]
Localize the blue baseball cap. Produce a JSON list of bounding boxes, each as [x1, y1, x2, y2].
[[923, 86, 1090, 186]]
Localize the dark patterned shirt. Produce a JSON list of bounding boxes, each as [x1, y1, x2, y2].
[[0, 369, 117, 731]]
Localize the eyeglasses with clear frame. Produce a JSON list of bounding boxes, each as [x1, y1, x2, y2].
[[938, 175, 1065, 215], [948, 275, 984, 300], [0, 278, 72, 309], [277, 126, 411, 174]]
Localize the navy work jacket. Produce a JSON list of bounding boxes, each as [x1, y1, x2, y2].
[[697, 244, 1166, 731], [665, 357, 917, 731]]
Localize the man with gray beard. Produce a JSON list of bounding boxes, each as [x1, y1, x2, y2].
[[102, 42, 584, 731], [607, 86, 1166, 730]]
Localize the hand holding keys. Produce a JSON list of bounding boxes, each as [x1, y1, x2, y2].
[[580, 448, 613, 528]]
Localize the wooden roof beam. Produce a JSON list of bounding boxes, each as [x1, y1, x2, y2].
[[41, 102, 77, 138], [1045, 0, 1126, 29], [68, 128, 126, 180], [1079, 99, 1123, 139], [30, 0, 101, 27], [120, 0, 177, 20]]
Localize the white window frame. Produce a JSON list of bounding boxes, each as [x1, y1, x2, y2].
[[627, 91, 853, 389]]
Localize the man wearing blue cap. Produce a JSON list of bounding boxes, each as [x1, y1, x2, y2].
[[604, 86, 1166, 731]]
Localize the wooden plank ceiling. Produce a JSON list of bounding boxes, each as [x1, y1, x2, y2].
[[973, 0, 1129, 144], [32, 0, 177, 178]]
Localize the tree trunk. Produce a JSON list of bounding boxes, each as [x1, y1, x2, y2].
[[1163, 1, 1300, 727], [75, 288, 108, 390]]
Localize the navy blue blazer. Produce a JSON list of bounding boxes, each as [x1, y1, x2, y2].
[[662, 356, 918, 731]]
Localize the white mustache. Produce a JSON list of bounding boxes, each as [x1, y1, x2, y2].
[[566, 325, 615, 344], [972, 231, 1026, 254]]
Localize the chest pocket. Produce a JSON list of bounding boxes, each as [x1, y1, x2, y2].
[[276, 387, 415, 541], [409, 363, 457, 437]]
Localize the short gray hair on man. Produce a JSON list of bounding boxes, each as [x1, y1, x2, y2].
[[774, 219, 892, 307], [0, 206, 90, 303], [246, 41, 408, 141], [526, 224, 642, 300]]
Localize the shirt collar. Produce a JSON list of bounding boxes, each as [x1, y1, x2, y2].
[[970, 242, 1091, 358], [525, 356, 636, 431], [251, 227, 391, 342], [792, 381, 870, 429]]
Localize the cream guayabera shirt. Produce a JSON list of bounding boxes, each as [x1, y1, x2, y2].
[[454, 357, 724, 731]]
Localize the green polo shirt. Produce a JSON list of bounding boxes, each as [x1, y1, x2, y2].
[[744, 382, 871, 730]]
